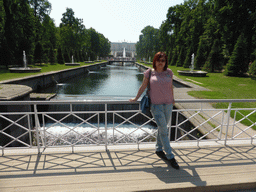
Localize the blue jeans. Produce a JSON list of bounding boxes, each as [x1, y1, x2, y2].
[[151, 104, 174, 160]]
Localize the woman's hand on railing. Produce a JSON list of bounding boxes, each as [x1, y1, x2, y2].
[[129, 98, 137, 102]]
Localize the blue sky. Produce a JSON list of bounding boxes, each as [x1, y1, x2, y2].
[[49, 0, 184, 43]]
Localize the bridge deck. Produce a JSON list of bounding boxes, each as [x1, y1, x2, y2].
[[1, 142, 256, 192]]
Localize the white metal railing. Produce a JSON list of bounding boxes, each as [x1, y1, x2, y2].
[[0, 99, 255, 154]]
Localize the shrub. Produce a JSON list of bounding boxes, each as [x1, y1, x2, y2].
[[177, 46, 186, 67], [34, 41, 43, 64], [63, 48, 71, 63], [57, 46, 65, 64], [203, 39, 223, 72], [183, 47, 193, 68], [249, 60, 256, 76], [225, 33, 248, 76], [49, 46, 56, 64]]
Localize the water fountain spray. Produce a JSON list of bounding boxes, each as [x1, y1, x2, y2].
[[123, 47, 126, 58], [190, 53, 194, 72], [23, 51, 27, 69]]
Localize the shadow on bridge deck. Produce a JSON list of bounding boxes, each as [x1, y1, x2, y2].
[[0, 142, 256, 192]]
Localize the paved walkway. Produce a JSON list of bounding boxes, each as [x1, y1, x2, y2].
[[0, 143, 256, 192]]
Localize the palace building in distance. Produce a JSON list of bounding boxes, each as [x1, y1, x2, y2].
[[110, 42, 136, 58]]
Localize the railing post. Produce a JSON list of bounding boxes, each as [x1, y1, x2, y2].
[[33, 104, 41, 154], [224, 102, 232, 146], [105, 103, 108, 151], [219, 110, 225, 140]]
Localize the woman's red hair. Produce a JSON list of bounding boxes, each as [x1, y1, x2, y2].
[[152, 52, 168, 71]]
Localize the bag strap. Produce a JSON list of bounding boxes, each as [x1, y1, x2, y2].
[[146, 69, 151, 95]]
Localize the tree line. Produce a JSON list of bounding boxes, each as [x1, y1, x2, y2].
[[136, 0, 256, 77], [0, 0, 111, 69]]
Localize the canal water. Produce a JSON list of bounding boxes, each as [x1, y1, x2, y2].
[[42, 63, 185, 100], [42, 63, 144, 100]]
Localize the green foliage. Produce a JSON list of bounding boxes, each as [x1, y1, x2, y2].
[[176, 46, 186, 67], [57, 46, 64, 64], [49, 46, 56, 64], [1, 3, 110, 68], [79, 51, 84, 62], [75, 50, 79, 62], [215, 0, 254, 59], [70, 49, 74, 62], [156, 0, 256, 76], [0, 0, 5, 67], [1, 0, 35, 67], [183, 47, 193, 68], [170, 47, 178, 66], [28, 0, 51, 20], [42, 15, 56, 53], [225, 33, 248, 76], [159, 21, 170, 52], [98, 33, 111, 57], [194, 15, 218, 70], [203, 39, 223, 72], [34, 41, 43, 64], [135, 26, 160, 60], [249, 60, 256, 77], [195, 36, 208, 69], [88, 28, 100, 58], [63, 48, 71, 63]]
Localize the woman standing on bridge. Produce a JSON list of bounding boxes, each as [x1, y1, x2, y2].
[[129, 52, 179, 170]]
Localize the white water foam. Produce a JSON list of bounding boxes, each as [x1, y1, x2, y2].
[[40, 123, 157, 145]]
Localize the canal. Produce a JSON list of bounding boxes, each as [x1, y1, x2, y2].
[[42, 63, 144, 100], [41, 63, 186, 100]]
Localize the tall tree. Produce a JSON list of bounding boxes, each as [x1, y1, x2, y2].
[[59, 8, 89, 60], [176, 46, 186, 67], [135, 26, 159, 60], [63, 48, 71, 63], [2, 0, 35, 67], [29, 0, 52, 60], [203, 38, 223, 72], [249, 59, 256, 77], [98, 33, 111, 57], [42, 15, 57, 54], [1, 0, 15, 68], [57, 46, 64, 64], [28, 0, 51, 21], [60, 8, 76, 27], [88, 28, 100, 60], [48, 45, 56, 64], [183, 47, 193, 68], [225, 33, 248, 76], [215, 0, 255, 65], [34, 41, 43, 64], [170, 47, 178, 66]]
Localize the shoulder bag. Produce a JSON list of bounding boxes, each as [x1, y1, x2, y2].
[[140, 69, 151, 114]]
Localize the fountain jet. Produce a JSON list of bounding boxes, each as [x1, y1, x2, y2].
[[9, 50, 41, 73], [123, 47, 126, 58], [190, 53, 194, 72], [23, 51, 27, 69]]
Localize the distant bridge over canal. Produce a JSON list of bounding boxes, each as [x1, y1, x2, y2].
[[108, 58, 136, 65]]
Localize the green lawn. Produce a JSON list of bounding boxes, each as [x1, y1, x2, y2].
[[0, 62, 100, 82], [140, 62, 256, 130]]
